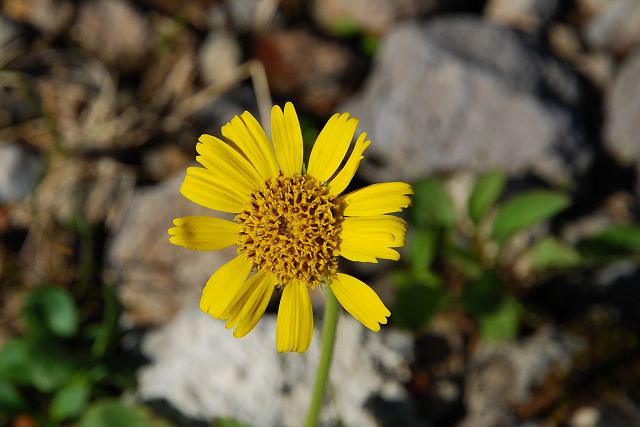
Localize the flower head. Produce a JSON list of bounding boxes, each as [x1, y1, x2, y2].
[[169, 102, 412, 352]]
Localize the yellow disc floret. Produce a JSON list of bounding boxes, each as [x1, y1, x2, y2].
[[237, 173, 343, 287]]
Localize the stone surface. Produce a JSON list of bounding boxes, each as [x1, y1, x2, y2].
[[485, 0, 562, 32], [569, 399, 640, 427], [341, 17, 592, 186], [0, 14, 20, 48], [0, 143, 42, 203], [198, 31, 243, 86], [3, 0, 73, 38], [137, 306, 417, 427], [106, 173, 235, 327], [458, 327, 585, 427], [257, 28, 365, 116], [604, 49, 640, 165], [313, 0, 437, 36], [584, 0, 640, 56], [72, 0, 153, 72]]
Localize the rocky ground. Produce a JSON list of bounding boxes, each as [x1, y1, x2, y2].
[[1, 0, 640, 426]]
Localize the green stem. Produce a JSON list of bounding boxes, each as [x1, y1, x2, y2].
[[304, 283, 340, 427]]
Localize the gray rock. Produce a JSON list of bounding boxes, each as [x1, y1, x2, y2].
[[604, 49, 640, 165], [0, 143, 42, 203], [0, 15, 20, 48], [584, 0, 640, 56], [72, 0, 153, 72], [137, 306, 416, 427], [341, 17, 592, 186], [570, 399, 640, 427], [458, 327, 585, 427], [28, 0, 73, 38], [106, 172, 236, 327], [198, 31, 243, 86]]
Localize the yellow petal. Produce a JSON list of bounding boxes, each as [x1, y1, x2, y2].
[[307, 113, 359, 183], [200, 254, 253, 319], [221, 112, 280, 180], [276, 282, 313, 352], [180, 168, 246, 213], [338, 216, 407, 262], [330, 273, 390, 332], [224, 270, 276, 338], [196, 134, 263, 193], [271, 102, 303, 175], [342, 182, 414, 216], [168, 216, 238, 250], [327, 133, 371, 196]]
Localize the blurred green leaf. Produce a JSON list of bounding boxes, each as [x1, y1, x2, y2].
[[0, 339, 31, 384], [479, 298, 521, 341], [328, 16, 361, 37], [530, 237, 581, 272], [29, 342, 76, 392], [50, 381, 91, 422], [459, 270, 503, 315], [577, 225, 640, 262], [408, 229, 438, 274], [360, 33, 379, 56], [23, 287, 79, 337], [393, 285, 445, 330], [468, 171, 506, 225], [411, 178, 456, 229], [0, 379, 25, 414], [214, 418, 249, 427], [491, 191, 569, 244], [78, 401, 150, 427], [445, 246, 483, 280], [587, 225, 640, 251], [92, 284, 120, 358]]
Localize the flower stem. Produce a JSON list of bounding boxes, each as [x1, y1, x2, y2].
[[304, 284, 339, 427]]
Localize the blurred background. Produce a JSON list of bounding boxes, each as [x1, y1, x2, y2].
[[2, 0, 640, 426]]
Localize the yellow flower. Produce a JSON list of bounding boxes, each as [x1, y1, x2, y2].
[[169, 102, 412, 352]]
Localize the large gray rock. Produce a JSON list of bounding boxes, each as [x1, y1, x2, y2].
[[342, 17, 593, 186], [604, 50, 640, 165], [584, 0, 640, 56], [0, 143, 42, 203], [137, 306, 417, 427]]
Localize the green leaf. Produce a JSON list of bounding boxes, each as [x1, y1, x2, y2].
[[530, 237, 581, 272], [0, 379, 25, 414], [78, 401, 151, 427], [28, 342, 76, 392], [590, 225, 640, 251], [468, 171, 506, 225], [393, 285, 445, 330], [459, 270, 503, 315], [479, 298, 521, 341], [0, 339, 31, 384], [411, 178, 456, 228], [328, 16, 361, 37], [360, 33, 380, 56], [23, 287, 79, 337], [445, 246, 484, 280], [92, 284, 121, 358], [50, 381, 91, 422], [491, 191, 569, 244], [215, 418, 250, 427], [408, 229, 438, 274]]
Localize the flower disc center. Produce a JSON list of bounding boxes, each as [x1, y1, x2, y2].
[[236, 173, 343, 287]]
